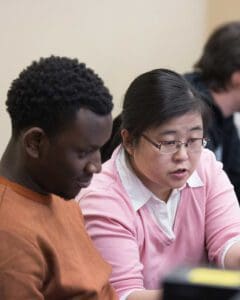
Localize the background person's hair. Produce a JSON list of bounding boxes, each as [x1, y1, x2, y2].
[[194, 21, 240, 91], [6, 55, 113, 137], [122, 68, 210, 143]]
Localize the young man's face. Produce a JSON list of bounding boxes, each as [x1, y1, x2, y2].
[[35, 108, 112, 199]]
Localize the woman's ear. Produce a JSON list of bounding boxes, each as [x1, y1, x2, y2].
[[22, 127, 46, 158], [121, 129, 135, 156]]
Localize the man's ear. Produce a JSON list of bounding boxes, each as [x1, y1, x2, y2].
[[230, 71, 240, 88], [121, 129, 134, 156], [22, 127, 46, 158]]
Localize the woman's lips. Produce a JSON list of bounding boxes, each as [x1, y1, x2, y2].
[[169, 169, 188, 180]]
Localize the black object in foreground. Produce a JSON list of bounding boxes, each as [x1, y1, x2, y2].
[[162, 266, 240, 300]]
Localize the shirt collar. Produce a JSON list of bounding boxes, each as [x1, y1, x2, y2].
[[116, 145, 204, 211]]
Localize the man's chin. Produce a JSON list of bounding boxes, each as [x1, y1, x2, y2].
[[54, 181, 92, 200], [55, 190, 78, 201]]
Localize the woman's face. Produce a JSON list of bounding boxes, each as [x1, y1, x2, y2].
[[122, 112, 204, 201]]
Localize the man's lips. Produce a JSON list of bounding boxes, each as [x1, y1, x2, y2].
[[76, 177, 93, 188]]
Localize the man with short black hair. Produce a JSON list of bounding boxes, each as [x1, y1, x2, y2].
[[0, 56, 117, 299], [185, 21, 240, 201]]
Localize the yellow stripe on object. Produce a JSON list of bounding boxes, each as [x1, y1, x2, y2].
[[188, 268, 240, 287]]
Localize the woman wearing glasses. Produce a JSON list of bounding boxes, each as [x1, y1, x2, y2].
[[77, 69, 240, 300]]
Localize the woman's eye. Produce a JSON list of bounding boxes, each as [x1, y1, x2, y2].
[[163, 141, 176, 146], [188, 138, 199, 144]]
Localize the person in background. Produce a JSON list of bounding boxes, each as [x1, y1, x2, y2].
[[0, 56, 117, 300], [184, 21, 240, 202], [77, 69, 240, 300]]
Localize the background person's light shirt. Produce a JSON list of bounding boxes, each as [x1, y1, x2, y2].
[[215, 145, 223, 161]]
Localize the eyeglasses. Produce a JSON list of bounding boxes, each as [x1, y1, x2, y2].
[[141, 134, 208, 154]]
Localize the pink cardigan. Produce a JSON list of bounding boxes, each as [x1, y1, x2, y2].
[[77, 147, 240, 298]]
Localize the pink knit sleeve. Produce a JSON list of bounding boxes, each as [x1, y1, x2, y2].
[[202, 150, 240, 265], [79, 187, 145, 298]]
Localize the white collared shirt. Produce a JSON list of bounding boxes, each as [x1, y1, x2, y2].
[[116, 146, 203, 239]]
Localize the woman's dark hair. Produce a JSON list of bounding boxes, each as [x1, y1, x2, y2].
[[6, 55, 113, 137], [101, 69, 210, 162], [194, 21, 240, 91]]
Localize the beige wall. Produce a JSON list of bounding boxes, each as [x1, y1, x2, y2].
[[207, 0, 240, 34], [0, 0, 238, 155]]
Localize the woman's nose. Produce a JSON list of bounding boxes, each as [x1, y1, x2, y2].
[[173, 144, 189, 160]]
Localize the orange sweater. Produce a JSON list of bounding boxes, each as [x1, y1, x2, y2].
[[0, 176, 117, 300]]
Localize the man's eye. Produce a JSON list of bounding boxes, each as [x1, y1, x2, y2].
[[78, 151, 88, 158], [77, 148, 98, 158]]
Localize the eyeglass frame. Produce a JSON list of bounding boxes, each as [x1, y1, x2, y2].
[[141, 133, 208, 154]]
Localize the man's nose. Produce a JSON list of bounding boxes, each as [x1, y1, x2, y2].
[[86, 161, 102, 174], [85, 151, 102, 174]]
